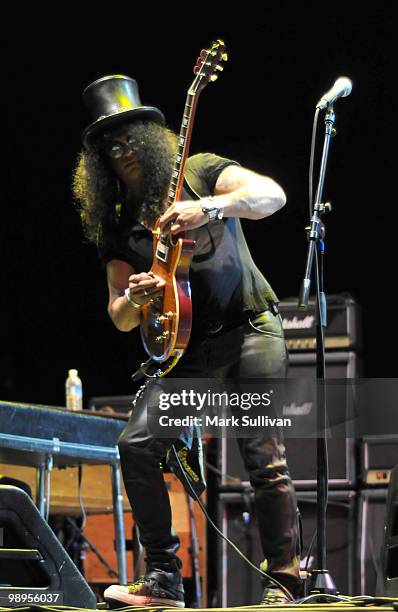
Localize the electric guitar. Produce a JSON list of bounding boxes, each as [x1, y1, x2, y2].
[[139, 39, 227, 376]]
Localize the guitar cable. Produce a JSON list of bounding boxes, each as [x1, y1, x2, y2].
[[206, 461, 321, 593]]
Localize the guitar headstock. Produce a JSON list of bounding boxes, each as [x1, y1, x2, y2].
[[189, 39, 228, 95]]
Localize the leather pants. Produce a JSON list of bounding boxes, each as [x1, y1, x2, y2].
[[118, 311, 300, 586]]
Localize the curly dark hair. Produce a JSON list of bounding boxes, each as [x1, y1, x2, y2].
[[72, 121, 178, 247]]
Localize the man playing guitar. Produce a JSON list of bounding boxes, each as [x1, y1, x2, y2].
[[73, 72, 301, 608]]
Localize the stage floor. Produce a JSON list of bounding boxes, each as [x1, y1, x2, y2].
[[2, 600, 398, 612]]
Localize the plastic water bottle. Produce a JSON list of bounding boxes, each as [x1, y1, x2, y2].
[[65, 369, 83, 411]]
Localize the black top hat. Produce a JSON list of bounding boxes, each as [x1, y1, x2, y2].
[[82, 75, 165, 148]]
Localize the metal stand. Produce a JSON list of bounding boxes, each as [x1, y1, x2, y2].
[[298, 107, 337, 596], [111, 462, 128, 584], [186, 491, 203, 608], [35, 454, 53, 519], [132, 524, 146, 580], [36, 465, 46, 517], [34, 457, 127, 583], [241, 486, 253, 604], [64, 517, 118, 579]]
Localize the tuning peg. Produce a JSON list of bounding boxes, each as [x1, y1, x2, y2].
[[210, 74, 218, 82], [221, 52, 228, 61], [215, 64, 224, 72]]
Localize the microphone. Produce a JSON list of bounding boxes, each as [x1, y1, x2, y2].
[[316, 77, 353, 110]]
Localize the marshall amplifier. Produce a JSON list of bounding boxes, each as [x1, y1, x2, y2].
[[278, 293, 361, 352], [360, 436, 398, 486], [220, 424, 357, 491], [219, 351, 359, 490]]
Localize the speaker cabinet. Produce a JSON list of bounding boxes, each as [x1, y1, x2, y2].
[[220, 351, 359, 491], [357, 488, 387, 595], [360, 436, 398, 486], [286, 351, 358, 488], [298, 490, 357, 596], [221, 429, 356, 491], [288, 350, 360, 378], [378, 465, 398, 596], [0, 485, 96, 608], [217, 490, 356, 607]]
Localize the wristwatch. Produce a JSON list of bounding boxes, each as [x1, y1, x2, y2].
[[201, 197, 224, 222]]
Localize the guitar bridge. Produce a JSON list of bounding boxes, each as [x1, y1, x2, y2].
[[155, 331, 170, 343], [156, 312, 174, 324]]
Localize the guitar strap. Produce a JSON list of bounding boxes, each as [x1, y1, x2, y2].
[[131, 354, 182, 382], [183, 175, 207, 200], [166, 429, 206, 500]]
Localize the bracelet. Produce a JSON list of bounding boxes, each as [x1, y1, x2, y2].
[[124, 288, 142, 309]]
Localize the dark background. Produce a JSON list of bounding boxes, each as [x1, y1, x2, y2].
[[0, 7, 394, 407]]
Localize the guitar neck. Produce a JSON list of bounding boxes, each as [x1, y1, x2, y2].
[[166, 91, 199, 207], [164, 38, 227, 209]]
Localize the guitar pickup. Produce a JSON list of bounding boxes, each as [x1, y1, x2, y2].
[[156, 242, 169, 262]]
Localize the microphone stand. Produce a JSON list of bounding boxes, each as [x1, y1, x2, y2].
[[298, 106, 337, 596]]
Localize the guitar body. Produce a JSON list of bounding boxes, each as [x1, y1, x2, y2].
[[140, 222, 196, 362]]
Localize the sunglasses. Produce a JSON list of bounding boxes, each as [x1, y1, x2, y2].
[[103, 135, 137, 160]]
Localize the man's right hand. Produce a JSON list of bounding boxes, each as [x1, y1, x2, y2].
[[126, 271, 166, 306]]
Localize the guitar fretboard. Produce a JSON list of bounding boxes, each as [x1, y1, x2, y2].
[[166, 92, 197, 208]]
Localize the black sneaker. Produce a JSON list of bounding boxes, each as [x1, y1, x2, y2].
[[260, 558, 302, 605], [103, 568, 185, 608]]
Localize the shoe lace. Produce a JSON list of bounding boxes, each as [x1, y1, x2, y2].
[[261, 588, 289, 604], [127, 576, 147, 593]]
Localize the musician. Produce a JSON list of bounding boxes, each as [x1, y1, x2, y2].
[[73, 75, 301, 608]]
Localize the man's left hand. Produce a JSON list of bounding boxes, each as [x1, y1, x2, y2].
[[159, 201, 209, 235]]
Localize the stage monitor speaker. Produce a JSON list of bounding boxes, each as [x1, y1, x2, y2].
[[217, 490, 356, 607], [220, 351, 359, 491], [0, 485, 96, 608]]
